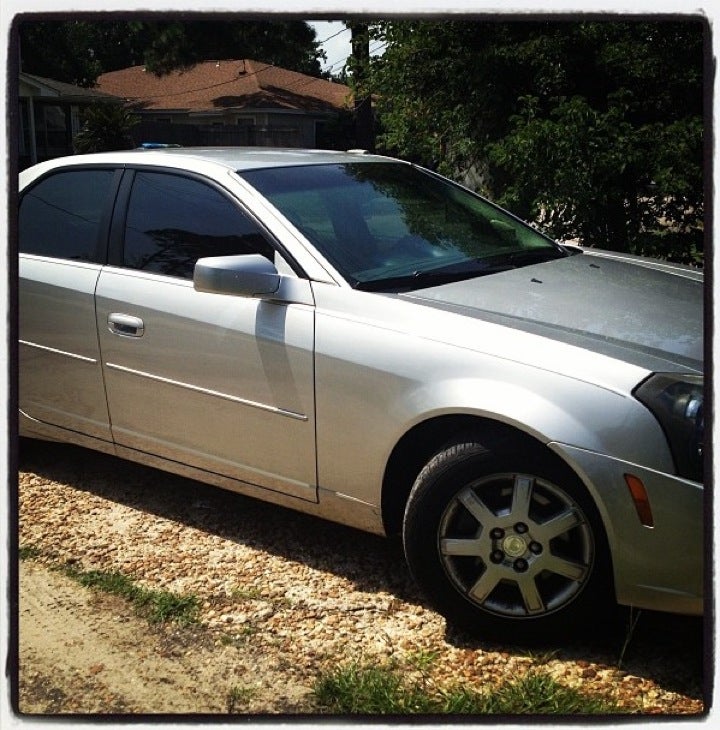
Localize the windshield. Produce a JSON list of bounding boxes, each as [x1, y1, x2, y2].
[[239, 162, 567, 291]]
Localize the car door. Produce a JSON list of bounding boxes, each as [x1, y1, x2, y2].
[[94, 168, 317, 501], [18, 166, 120, 443]]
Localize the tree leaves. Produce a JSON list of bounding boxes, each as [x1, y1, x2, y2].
[[72, 102, 139, 154], [19, 19, 325, 85], [367, 19, 704, 260]]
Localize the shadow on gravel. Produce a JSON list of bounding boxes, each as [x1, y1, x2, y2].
[[17, 438, 708, 703]]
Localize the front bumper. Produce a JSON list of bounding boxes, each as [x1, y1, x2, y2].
[[550, 443, 704, 616]]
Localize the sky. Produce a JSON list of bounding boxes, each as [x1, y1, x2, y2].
[[308, 20, 352, 74]]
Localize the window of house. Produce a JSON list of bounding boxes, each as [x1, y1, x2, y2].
[[123, 171, 275, 279], [19, 169, 116, 261], [19, 99, 30, 158], [70, 106, 81, 137], [36, 104, 70, 159]]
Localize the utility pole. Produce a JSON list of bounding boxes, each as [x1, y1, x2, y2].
[[348, 21, 374, 151]]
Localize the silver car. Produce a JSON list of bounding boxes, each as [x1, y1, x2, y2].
[[18, 148, 704, 642]]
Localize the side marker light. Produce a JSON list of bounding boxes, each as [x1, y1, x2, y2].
[[624, 474, 654, 528]]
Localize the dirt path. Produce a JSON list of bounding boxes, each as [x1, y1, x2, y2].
[[14, 440, 707, 717], [18, 561, 312, 714]]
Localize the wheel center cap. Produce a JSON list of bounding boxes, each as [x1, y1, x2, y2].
[[503, 535, 527, 558]]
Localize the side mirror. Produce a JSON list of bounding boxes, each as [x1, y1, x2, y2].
[[193, 254, 281, 298]]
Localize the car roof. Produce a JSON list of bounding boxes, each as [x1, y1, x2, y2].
[[138, 147, 396, 170], [25, 147, 400, 175]]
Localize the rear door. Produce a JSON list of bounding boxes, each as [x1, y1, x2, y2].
[[19, 166, 120, 442], [95, 168, 318, 500]]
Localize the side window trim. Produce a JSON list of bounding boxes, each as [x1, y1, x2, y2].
[[98, 168, 125, 265], [107, 168, 134, 268], [108, 165, 306, 279]]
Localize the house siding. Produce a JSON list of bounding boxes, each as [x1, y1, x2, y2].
[[97, 60, 354, 150], [133, 110, 329, 148], [19, 72, 119, 169]]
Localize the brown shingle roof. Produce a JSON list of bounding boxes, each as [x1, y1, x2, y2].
[[21, 72, 119, 102], [96, 60, 352, 113]]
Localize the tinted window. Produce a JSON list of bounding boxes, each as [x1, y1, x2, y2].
[[19, 169, 115, 261], [240, 163, 564, 289], [124, 172, 274, 279]]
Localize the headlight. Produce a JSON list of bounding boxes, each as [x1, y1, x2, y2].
[[634, 373, 704, 482]]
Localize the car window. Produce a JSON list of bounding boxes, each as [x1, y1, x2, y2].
[[123, 171, 275, 279], [240, 163, 565, 290], [19, 169, 116, 261]]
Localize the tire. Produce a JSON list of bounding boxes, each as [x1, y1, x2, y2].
[[402, 435, 615, 644]]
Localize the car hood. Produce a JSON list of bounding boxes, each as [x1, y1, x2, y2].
[[399, 250, 704, 374]]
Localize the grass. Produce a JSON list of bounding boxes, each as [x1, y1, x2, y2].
[[19, 544, 43, 560], [61, 564, 200, 626], [20, 545, 200, 626], [17, 543, 635, 714], [617, 607, 643, 669], [226, 685, 258, 713], [230, 586, 263, 601], [219, 624, 259, 647], [478, 669, 618, 714], [313, 661, 619, 715]]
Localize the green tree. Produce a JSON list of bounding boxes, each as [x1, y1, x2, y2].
[[367, 20, 704, 261], [73, 102, 138, 153], [19, 20, 118, 87], [139, 19, 325, 77], [19, 19, 325, 85]]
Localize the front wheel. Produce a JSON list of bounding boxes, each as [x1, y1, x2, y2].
[[403, 437, 614, 643]]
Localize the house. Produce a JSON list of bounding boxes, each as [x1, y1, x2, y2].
[[19, 72, 120, 169], [96, 59, 355, 149]]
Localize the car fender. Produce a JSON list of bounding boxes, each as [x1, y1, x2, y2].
[[315, 320, 673, 511]]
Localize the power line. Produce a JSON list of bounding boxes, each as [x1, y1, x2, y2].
[[115, 25, 357, 103], [132, 25, 354, 100], [318, 25, 351, 46], [315, 40, 385, 79], [283, 34, 387, 93], [317, 26, 352, 75], [124, 62, 276, 100]]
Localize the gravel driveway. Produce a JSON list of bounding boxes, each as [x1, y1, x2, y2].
[[16, 438, 707, 716]]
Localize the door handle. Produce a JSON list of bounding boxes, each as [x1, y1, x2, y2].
[[108, 313, 145, 337]]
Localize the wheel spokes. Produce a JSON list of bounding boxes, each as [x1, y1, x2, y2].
[[516, 573, 545, 614], [510, 474, 534, 521], [441, 537, 484, 557], [542, 553, 589, 582], [468, 569, 503, 604], [439, 472, 595, 621], [534, 507, 584, 542], [458, 489, 496, 526], [468, 569, 549, 616]]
